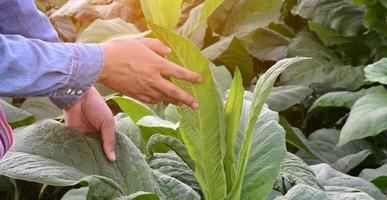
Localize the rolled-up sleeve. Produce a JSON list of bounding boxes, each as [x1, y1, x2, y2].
[[0, 34, 104, 109], [0, 0, 104, 109]]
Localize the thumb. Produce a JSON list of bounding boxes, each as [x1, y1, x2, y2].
[[139, 38, 172, 55], [100, 116, 116, 162]]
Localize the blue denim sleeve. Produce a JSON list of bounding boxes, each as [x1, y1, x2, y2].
[[0, 35, 104, 109], [0, 0, 104, 109]]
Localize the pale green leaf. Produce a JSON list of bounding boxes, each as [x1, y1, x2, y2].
[[137, 116, 180, 143], [210, 64, 232, 94], [116, 117, 146, 153], [311, 164, 387, 200], [281, 31, 365, 90], [139, 0, 183, 29], [276, 184, 374, 200], [229, 57, 307, 200], [360, 164, 387, 191], [308, 86, 386, 116], [333, 150, 373, 173], [62, 187, 88, 200], [149, 22, 227, 200], [147, 134, 194, 170], [234, 104, 286, 200], [267, 85, 313, 112], [223, 69, 244, 192], [273, 152, 322, 194], [148, 153, 200, 194], [77, 18, 141, 43], [365, 58, 387, 84], [339, 92, 387, 147], [109, 96, 155, 123]]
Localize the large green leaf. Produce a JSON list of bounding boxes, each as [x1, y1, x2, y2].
[[0, 99, 35, 128], [139, 0, 183, 29], [149, 23, 227, 200], [77, 18, 141, 43], [281, 31, 365, 90], [360, 164, 387, 191], [275, 184, 374, 200], [178, 0, 225, 37], [247, 28, 290, 61], [273, 152, 322, 194], [294, 0, 365, 37], [203, 37, 254, 86], [229, 57, 307, 200], [0, 120, 155, 198], [148, 153, 200, 194], [308, 86, 386, 116], [296, 129, 375, 171], [223, 69, 244, 192], [365, 58, 387, 84], [267, 85, 313, 112], [137, 116, 180, 143], [311, 163, 387, 200], [116, 117, 146, 153], [109, 96, 155, 123], [208, 0, 283, 36], [232, 103, 286, 200], [339, 92, 387, 147]]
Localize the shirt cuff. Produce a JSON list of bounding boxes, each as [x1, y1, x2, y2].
[[49, 43, 104, 110]]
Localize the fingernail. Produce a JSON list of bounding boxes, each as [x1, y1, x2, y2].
[[197, 76, 203, 82], [110, 151, 116, 162], [165, 47, 172, 53], [191, 102, 199, 109]]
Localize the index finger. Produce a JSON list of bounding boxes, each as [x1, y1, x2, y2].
[[157, 79, 199, 109], [159, 59, 203, 83]]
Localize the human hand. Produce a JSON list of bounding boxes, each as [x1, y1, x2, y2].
[[64, 88, 116, 162], [98, 37, 202, 108]]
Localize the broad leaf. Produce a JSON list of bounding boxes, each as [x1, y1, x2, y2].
[[308, 86, 386, 116], [311, 164, 387, 200], [147, 134, 194, 170], [294, 0, 365, 37], [139, 0, 183, 29], [267, 85, 313, 112], [77, 18, 141, 43], [247, 28, 290, 61], [0, 99, 35, 128], [137, 116, 180, 143], [223, 69, 244, 192], [0, 120, 156, 198], [296, 129, 375, 170], [275, 184, 374, 200], [229, 57, 307, 200], [333, 150, 374, 173], [149, 23, 227, 200], [360, 164, 387, 191], [109, 96, 155, 123], [273, 152, 322, 194], [178, 0, 225, 37], [234, 104, 285, 200], [365, 58, 387, 84], [210, 64, 233, 94], [115, 192, 160, 200], [148, 153, 200, 194], [152, 170, 200, 200], [116, 117, 146, 153], [209, 0, 283, 36], [339, 92, 387, 147], [280, 31, 365, 90]]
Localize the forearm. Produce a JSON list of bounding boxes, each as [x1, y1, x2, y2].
[[0, 34, 103, 109]]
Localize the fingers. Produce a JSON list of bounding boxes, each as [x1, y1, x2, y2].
[[159, 60, 202, 83], [100, 116, 116, 162], [157, 79, 199, 109], [139, 38, 172, 55]]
